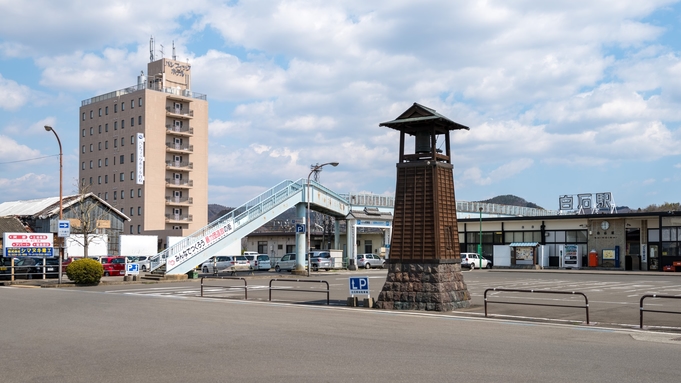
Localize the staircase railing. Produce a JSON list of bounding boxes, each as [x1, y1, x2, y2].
[[149, 179, 306, 272]]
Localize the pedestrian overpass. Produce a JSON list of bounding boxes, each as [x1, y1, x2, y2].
[[150, 179, 350, 275]]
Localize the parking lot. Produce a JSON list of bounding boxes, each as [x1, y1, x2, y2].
[[61, 268, 681, 331]]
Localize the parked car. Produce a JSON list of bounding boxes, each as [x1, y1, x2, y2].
[[308, 251, 332, 271], [274, 253, 307, 272], [126, 256, 151, 272], [100, 256, 126, 276], [30, 257, 61, 279], [0, 257, 16, 280], [243, 254, 271, 271], [460, 253, 491, 269], [356, 253, 385, 269], [200, 256, 251, 274]]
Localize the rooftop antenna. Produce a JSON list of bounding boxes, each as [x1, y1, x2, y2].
[[172, 41, 176, 61], [149, 36, 155, 62], [160, 44, 164, 58]]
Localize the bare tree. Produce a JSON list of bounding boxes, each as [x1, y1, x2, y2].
[[67, 184, 115, 258]]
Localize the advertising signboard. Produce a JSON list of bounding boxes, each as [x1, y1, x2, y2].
[[3, 232, 54, 257]]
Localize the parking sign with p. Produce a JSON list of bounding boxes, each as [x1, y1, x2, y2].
[[349, 276, 370, 296]]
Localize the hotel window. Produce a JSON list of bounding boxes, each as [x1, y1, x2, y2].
[[130, 171, 134, 180], [121, 120, 124, 129], [81, 178, 85, 186], [81, 145, 85, 154], [105, 175, 108, 183], [120, 155, 124, 164], [137, 225, 141, 234], [130, 226, 133, 234], [105, 106, 108, 115], [130, 189, 134, 198], [130, 207, 133, 216], [121, 138, 124, 147], [105, 141, 108, 149], [131, 99, 135, 108], [138, 116, 142, 125], [139, 97, 142, 106], [138, 188, 142, 197], [90, 127, 93, 135], [105, 158, 109, 166], [113, 191, 117, 200], [120, 172, 124, 181], [113, 156, 116, 165], [98, 159, 101, 167], [121, 102, 125, 111], [105, 123, 109, 132], [98, 108, 102, 117], [130, 153, 134, 162], [89, 161, 93, 169], [114, 139, 117, 148], [89, 144, 93, 152], [98, 142, 101, 150], [120, 189, 124, 199], [90, 110, 93, 119], [131, 135, 135, 144], [114, 104, 117, 113], [81, 162, 85, 170], [89, 177, 92, 185], [138, 207, 141, 215], [131, 117, 134, 127], [98, 176, 101, 184], [105, 192, 108, 200], [81, 129, 85, 137], [82, 112, 85, 121], [98, 125, 101, 134]]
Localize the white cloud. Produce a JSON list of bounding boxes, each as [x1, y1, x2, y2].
[[0, 74, 32, 110]]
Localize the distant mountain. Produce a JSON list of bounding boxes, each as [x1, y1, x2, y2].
[[479, 195, 544, 210], [208, 204, 233, 223]]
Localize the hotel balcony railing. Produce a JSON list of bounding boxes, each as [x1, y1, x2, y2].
[[165, 178, 194, 187], [165, 196, 193, 204], [165, 142, 193, 152], [165, 106, 194, 117], [165, 124, 194, 135], [165, 214, 193, 222], [165, 160, 193, 169]]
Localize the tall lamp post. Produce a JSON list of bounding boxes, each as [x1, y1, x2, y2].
[[306, 162, 339, 277], [478, 206, 483, 269], [44, 125, 63, 284]]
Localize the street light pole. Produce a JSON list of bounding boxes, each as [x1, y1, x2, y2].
[[478, 206, 483, 269], [44, 125, 63, 284], [306, 162, 339, 277]]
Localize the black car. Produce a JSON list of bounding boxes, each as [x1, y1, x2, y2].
[[30, 257, 62, 279]]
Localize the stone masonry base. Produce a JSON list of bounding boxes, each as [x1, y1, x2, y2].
[[375, 262, 471, 311]]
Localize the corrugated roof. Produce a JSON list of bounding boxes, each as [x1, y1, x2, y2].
[[0, 217, 29, 233], [0, 193, 130, 221], [509, 242, 539, 247]]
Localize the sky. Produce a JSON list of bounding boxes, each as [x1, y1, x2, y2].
[[1, 0, 681, 211]]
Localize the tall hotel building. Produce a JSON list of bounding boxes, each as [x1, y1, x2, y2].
[[79, 58, 208, 248]]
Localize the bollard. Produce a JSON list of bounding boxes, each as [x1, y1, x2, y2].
[[363, 297, 375, 308], [347, 297, 358, 307]]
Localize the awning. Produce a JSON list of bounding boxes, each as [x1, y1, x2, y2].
[[509, 242, 539, 247]]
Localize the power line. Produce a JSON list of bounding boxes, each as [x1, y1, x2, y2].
[[0, 154, 59, 165]]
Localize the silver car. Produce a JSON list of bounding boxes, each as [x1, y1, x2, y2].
[[275, 253, 307, 272], [201, 256, 250, 274], [244, 254, 271, 271], [356, 254, 385, 269], [308, 251, 333, 271]]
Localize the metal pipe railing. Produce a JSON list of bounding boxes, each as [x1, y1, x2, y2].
[[269, 279, 330, 305], [200, 276, 248, 300], [639, 294, 681, 329], [484, 288, 590, 324]]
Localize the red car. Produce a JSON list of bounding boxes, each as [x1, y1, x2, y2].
[[100, 256, 126, 276]]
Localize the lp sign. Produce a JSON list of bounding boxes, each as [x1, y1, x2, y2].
[[349, 276, 370, 296]]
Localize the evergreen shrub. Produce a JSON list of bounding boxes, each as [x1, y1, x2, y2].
[[66, 258, 103, 285]]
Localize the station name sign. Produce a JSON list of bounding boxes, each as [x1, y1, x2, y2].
[[559, 192, 615, 214]]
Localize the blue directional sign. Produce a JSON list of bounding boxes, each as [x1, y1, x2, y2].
[[349, 276, 370, 296], [126, 263, 139, 275], [295, 223, 306, 233], [58, 220, 71, 238]]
